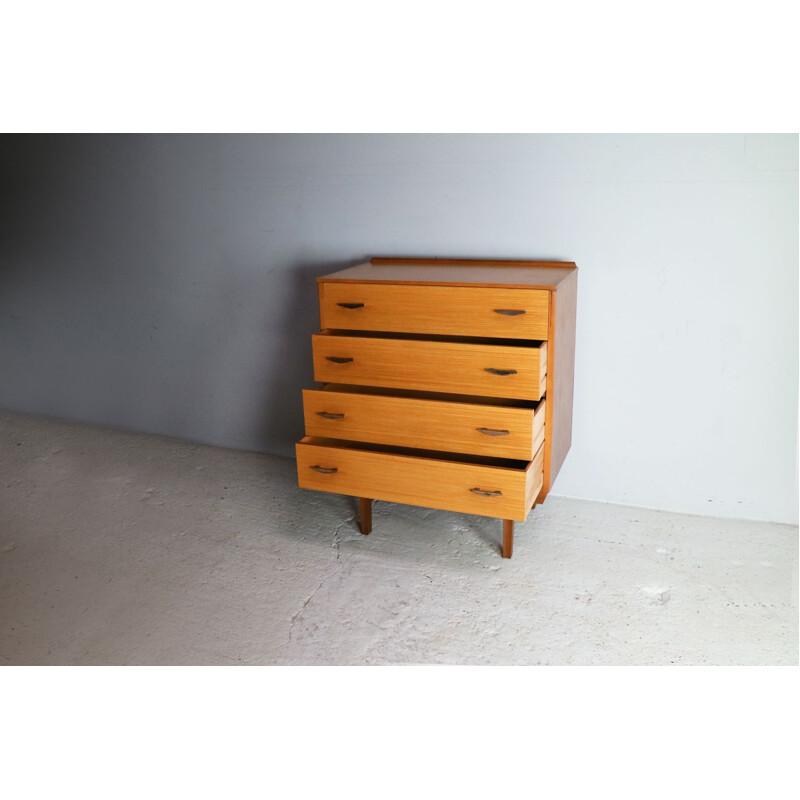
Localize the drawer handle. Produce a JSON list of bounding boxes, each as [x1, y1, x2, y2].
[[493, 309, 526, 316], [310, 465, 338, 474], [477, 427, 510, 436], [326, 356, 354, 364], [317, 411, 345, 419], [485, 368, 517, 376], [337, 302, 365, 309], [470, 487, 503, 497]]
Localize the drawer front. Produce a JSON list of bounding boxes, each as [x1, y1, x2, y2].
[[312, 334, 547, 400], [297, 438, 543, 522], [303, 389, 545, 459], [320, 283, 549, 340]]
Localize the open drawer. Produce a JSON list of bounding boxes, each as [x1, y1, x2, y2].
[[296, 436, 544, 522], [303, 384, 545, 460], [312, 331, 547, 401]]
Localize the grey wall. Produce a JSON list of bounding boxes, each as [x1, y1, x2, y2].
[[1, 134, 797, 522]]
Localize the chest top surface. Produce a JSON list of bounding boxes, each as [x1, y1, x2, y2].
[[318, 258, 577, 290]]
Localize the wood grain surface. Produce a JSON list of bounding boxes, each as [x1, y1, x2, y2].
[[320, 282, 549, 340], [312, 333, 547, 400], [303, 387, 545, 459], [296, 436, 541, 522], [540, 268, 577, 499], [318, 259, 577, 290]]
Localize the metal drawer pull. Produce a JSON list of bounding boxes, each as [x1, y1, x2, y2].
[[310, 465, 338, 474], [485, 368, 517, 376], [493, 309, 526, 316], [477, 427, 510, 436], [326, 356, 354, 364], [337, 302, 364, 309], [470, 487, 503, 497], [317, 412, 345, 419]]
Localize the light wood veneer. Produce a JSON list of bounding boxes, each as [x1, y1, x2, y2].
[[295, 257, 577, 558], [297, 437, 544, 523], [312, 333, 547, 400], [303, 387, 545, 460], [320, 283, 549, 339]]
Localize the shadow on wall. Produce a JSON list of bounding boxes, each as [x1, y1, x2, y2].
[[0, 135, 81, 272], [0, 134, 170, 429], [259, 257, 366, 458]]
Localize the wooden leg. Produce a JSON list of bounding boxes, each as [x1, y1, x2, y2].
[[359, 498, 372, 535], [502, 519, 513, 558]]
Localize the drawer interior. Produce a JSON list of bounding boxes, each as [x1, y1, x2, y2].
[[298, 435, 531, 472], [318, 383, 541, 410], [321, 328, 545, 349]]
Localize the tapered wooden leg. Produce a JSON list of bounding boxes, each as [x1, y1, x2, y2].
[[359, 498, 372, 535], [502, 519, 513, 558]]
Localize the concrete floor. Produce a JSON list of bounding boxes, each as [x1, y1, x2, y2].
[[1, 410, 797, 665]]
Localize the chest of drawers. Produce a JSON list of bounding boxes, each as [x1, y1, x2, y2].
[[295, 257, 577, 558]]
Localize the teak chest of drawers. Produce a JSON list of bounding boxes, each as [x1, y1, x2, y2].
[[295, 257, 578, 558]]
